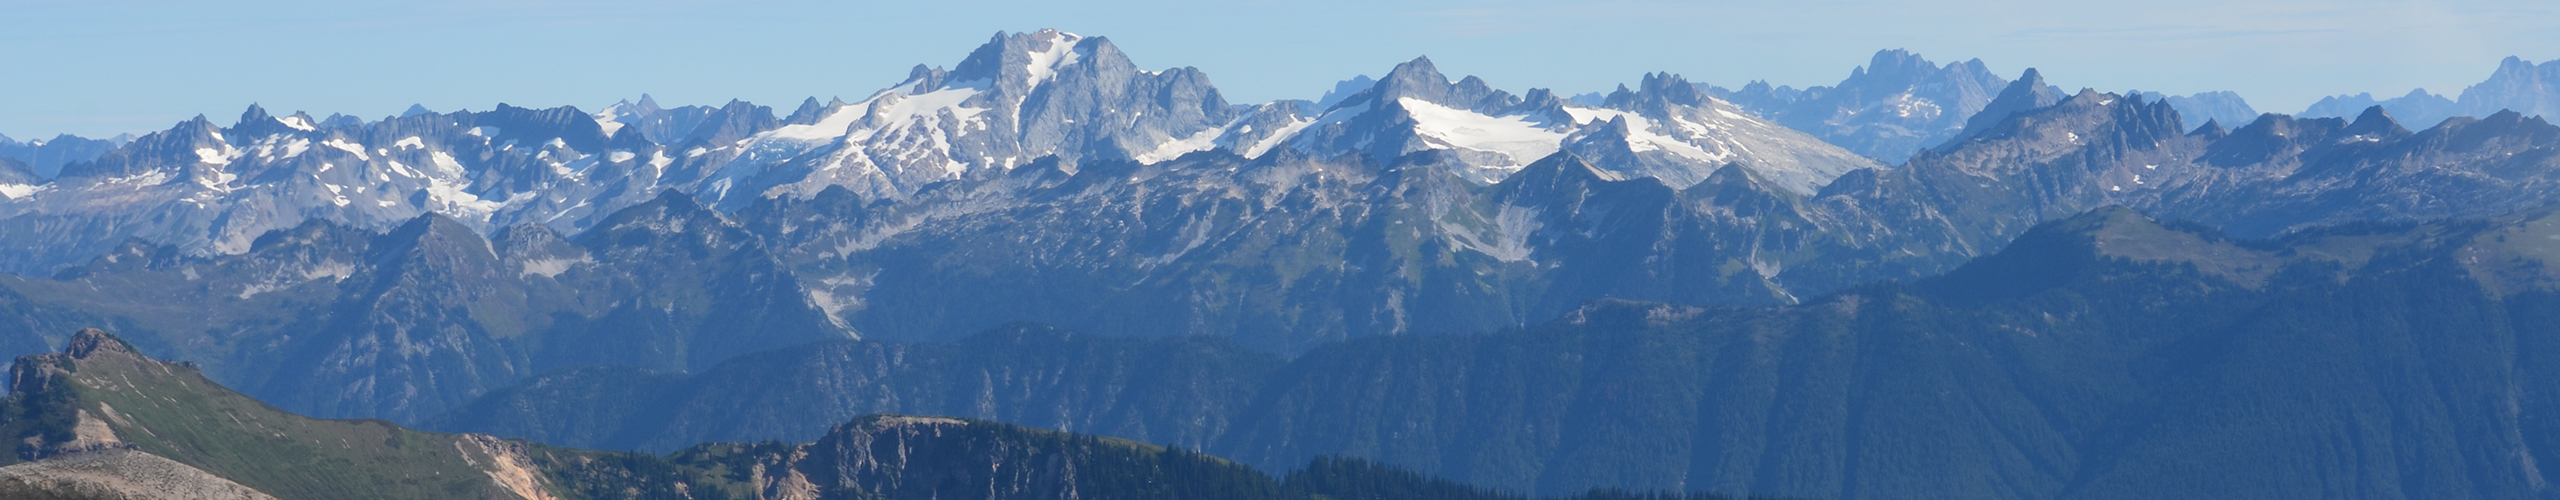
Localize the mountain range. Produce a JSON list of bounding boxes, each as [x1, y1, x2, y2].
[[2302, 55, 2560, 129], [3, 28, 2560, 500], [0, 133, 129, 180], [2, 30, 2559, 417], [429, 204, 2560, 498]]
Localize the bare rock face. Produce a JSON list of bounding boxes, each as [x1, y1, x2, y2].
[[0, 449, 277, 500]]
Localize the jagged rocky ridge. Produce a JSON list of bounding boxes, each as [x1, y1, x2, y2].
[[0, 29, 1876, 278]]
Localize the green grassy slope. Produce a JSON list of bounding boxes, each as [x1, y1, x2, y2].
[[0, 328, 1752, 500]]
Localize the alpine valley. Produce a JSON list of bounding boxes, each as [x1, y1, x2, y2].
[[3, 28, 2560, 500]]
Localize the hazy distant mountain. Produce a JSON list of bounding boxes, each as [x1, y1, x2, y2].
[[0, 133, 127, 179], [2459, 56, 2560, 119], [2303, 56, 2560, 129], [2139, 89, 2259, 130], [1313, 75, 1375, 109], [2302, 88, 2461, 129], [1717, 49, 2012, 163]]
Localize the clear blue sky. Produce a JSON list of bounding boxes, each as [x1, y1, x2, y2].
[[4, 0, 2553, 139]]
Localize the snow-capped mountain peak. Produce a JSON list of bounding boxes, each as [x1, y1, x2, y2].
[[1265, 63, 1878, 190], [691, 29, 1234, 206]]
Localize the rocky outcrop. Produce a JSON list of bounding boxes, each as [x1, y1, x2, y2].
[[0, 449, 277, 500]]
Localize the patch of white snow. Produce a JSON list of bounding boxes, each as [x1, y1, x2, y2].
[[1398, 98, 1565, 167]]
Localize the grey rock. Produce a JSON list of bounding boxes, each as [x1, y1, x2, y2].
[[1944, 68, 2066, 149], [0, 449, 276, 500]]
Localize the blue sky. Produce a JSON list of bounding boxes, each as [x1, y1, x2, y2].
[[3, 0, 2553, 139]]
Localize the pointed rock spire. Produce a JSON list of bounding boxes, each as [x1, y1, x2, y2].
[[1946, 68, 2067, 148], [2190, 119, 2230, 140], [63, 328, 134, 359], [784, 97, 830, 125], [235, 104, 273, 129], [1366, 56, 1454, 108], [2341, 105, 2410, 138]]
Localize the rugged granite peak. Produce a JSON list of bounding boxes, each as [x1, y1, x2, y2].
[[1280, 62, 1876, 189], [1947, 68, 2066, 148], [1330, 56, 1518, 113], [58, 327, 129, 360], [1726, 48, 2012, 163], [1570, 71, 1882, 192], [680, 99, 780, 146], [781, 96, 847, 126], [0, 98, 701, 273], [2457, 55, 2560, 120], [2339, 104, 2412, 139], [694, 29, 1239, 206]]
